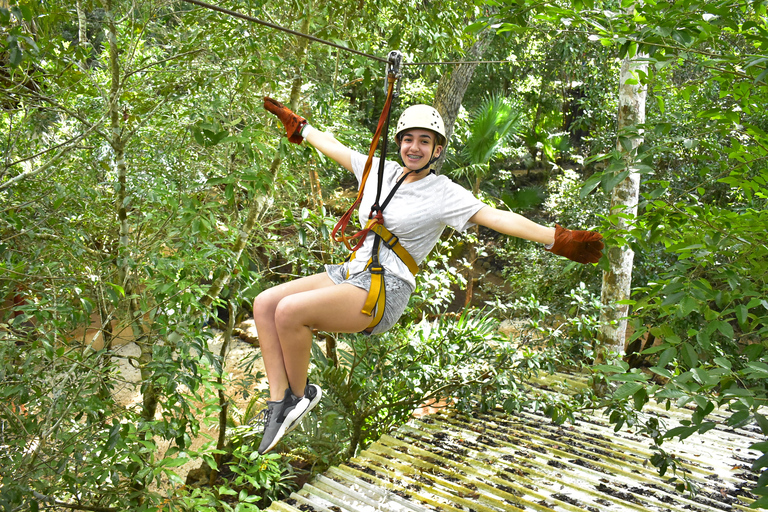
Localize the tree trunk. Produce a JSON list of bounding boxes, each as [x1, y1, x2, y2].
[[102, 0, 156, 420], [209, 280, 238, 488], [433, 28, 495, 174], [76, 0, 87, 49], [464, 175, 482, 306], [596, 44, 648, 363], [202, 17, 311, 307]]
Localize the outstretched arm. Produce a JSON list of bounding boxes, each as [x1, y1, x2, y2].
[[303, 128, 353, 172], [470, 206, 555, 244], [470, 205, 604, 264], [263, 96, 354, 172]]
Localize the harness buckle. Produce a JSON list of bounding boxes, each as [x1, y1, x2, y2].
[[381, 232, 399, 250], [369, 264, 384, 275]]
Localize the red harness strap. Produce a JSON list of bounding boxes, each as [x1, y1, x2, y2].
[[330, 73, 398, 251]]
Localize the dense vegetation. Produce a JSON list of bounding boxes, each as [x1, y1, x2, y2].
[[1, 0, 767, 510]]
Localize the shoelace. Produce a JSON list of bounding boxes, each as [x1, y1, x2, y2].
[[253, 406, 271, 427]]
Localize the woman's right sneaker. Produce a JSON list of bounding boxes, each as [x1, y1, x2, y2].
[[257, 388, 308, 455], [256, 384, 323, 455], [285, 383, 322, 435]]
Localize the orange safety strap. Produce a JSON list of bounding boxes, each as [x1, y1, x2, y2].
[[330, 73, 398, 251]]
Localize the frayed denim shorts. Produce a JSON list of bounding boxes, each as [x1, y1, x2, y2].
[[325, 262, 414, 335]]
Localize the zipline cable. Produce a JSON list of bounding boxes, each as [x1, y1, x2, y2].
[[179, 0, 515, 67], [179, 0, 389, 64]]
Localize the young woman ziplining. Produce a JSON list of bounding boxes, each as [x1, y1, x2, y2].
[[252, 96, 604, 454]]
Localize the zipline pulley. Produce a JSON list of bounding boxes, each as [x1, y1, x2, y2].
[[385, 50, 403, 98]]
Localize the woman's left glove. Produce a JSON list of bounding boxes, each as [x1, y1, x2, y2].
[[545, 224, 604, 264], [263, 96, 307, 144]]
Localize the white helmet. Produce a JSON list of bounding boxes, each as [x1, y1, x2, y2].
[[395, 105, 446, 146]]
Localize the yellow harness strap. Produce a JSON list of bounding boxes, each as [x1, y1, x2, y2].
[[347, 220, 419, 330], [369, 223, 419, 275]]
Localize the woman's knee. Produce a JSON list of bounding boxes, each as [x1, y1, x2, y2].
[[273, 295, 308, 331], [253, 288, 281, 321]]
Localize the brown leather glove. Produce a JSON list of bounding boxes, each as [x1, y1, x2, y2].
[[545, 224, 604, 264], [263, 96, 307, 144]]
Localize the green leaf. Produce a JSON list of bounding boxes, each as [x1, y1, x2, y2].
[[607, 372, 649, 382], [104, 420, 121, 453], [716, 320, 734, 340], [666, 425, 698, 440], [728, 409, 751, 427], [602, 169, 631, 193], [9, 43, 22, 67], [681, 343, 698, 368], [161, 457, 190, 468], [753, 452, 768, 472], [750, 441, 768, 452], [744, 362, 768, 379], [580, 172, 603, 198], [735, 304, 749, 327], [594, 362, 629, 374], [755, 413, 768, 436], [713, 357, 732, 370], [640, 343, 670, 355], [658, 347, 677, 368], [614, 381, 644, 400], [465, 21, 487, 34], [661, 291, 686, 307], [633, 386, 648, 410], [680, 296, 698, 316]]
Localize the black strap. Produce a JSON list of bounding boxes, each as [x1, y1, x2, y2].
[[367, 170, 412, 271], [370, 103, 395, 218], [380, 171, 412, 212]]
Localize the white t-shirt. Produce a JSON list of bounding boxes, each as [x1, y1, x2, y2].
[[345, 151, 486, 288]]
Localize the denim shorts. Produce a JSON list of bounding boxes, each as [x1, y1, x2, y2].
[[325, 263, 414, 335]]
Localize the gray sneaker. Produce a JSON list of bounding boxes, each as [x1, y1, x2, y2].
[[285, 383, 322, 435], [257, 388, 307, 455], [256, 384, 323, 455]]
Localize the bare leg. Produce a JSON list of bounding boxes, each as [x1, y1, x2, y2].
[[252, 273, 371, 400], [274, 282, 372, 396]]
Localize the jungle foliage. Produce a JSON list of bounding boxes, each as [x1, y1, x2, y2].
[[1, 0, 767, 510]]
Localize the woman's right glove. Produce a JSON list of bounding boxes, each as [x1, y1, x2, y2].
[[545, 224, 604, 264], [263, 96, 307, 144]]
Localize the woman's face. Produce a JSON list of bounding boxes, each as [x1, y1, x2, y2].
[[399, 129, 443, 171]]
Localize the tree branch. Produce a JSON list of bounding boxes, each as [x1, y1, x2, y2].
[[123, 49, 204, 80], [31, 492, 119, 512], [0, 119, 105, 192]]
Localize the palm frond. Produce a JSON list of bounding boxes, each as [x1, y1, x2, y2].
[[463, 93, 523, 167]]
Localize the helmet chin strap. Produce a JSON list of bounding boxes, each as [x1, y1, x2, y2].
[[403, 144, 438, 173]]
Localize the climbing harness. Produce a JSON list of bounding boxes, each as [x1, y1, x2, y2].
[[330, 51, 420, 331]]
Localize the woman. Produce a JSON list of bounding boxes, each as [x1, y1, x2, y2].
[[252, 97, 603, 454]]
